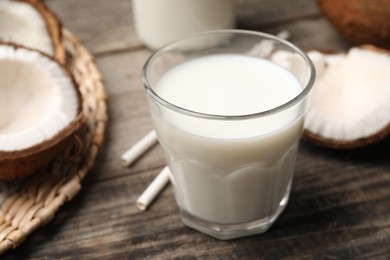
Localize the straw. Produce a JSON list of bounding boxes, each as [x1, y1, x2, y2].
[[136, 166, 170, 211], [121, 130, 158, 167], [247, 30, 291, 57]]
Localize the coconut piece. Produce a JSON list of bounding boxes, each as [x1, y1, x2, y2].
[[304, 45, 390, 149], [317, 0, 390, 49], [0, 0, 65, 62], [0, 43, 84, 180]]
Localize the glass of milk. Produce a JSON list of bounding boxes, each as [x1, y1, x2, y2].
[[142, 30, 315, 239]]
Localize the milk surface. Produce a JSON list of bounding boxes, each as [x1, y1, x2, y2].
[[150, 54, 304, 224]]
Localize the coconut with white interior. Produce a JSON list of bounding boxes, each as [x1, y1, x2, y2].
[[0, 43, 84, 180], [303, 45, 390, 149], [0, 0, 64, 62]]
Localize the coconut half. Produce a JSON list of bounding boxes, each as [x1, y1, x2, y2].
[[0, 0, 65, 62], [303, 45, 390, 149], [0, 43, 83, 180]]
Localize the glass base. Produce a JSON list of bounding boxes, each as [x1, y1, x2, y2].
[[180, 190, 290, 240]]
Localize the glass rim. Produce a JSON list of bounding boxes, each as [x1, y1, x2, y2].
[[142, 29, 316, 120]]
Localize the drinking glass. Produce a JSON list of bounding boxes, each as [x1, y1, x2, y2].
[[142, 30, 315, 239]]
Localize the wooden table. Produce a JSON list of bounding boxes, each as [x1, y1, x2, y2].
[[5, 0, 390, 258]]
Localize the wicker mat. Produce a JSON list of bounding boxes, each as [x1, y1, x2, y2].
[[0, 28, 108, 254]]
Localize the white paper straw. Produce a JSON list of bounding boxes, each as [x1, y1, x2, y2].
[[247, 30, 291, 57], [136, 166, 171, 211], [121, 130, 158, 167], [276, 30, 290, 40]]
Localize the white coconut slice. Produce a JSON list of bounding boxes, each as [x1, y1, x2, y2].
[[0, 43, 83, 180], [304, 45, 390, 149], [0, 0, 64, 62]]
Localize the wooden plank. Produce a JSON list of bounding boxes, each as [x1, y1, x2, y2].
[[243, 16, 352, 51], [46, 0, 142, 54], [4, 140, 390, 258], [236, 0, 319, 27], [87, 49, 166, 182], [46, 0, 322, 55]]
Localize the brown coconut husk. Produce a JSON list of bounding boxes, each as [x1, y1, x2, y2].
[[317, 0, 390, 50]]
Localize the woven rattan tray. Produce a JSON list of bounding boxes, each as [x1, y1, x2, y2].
[[0, 28, 108, 254]]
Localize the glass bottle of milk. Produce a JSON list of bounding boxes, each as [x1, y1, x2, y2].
[[132, 0, 235, 50]]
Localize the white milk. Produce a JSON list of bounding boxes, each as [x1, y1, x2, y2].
[[150, 54, 304, 224], [132, 0, 235, 50]]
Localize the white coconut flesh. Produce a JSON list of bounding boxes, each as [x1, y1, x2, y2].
[[0, 0, 54, 56], [0, 45, 78, 151], [305, 47, 390, 142]]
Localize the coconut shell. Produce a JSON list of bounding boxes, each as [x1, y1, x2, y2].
[[13, 0, 65, 63], [0, 114, 86, 180], [0, 43, 84, 180], [317, 0, 390, 49], [303, 124, 390, 150], [303, 45, 390, 149]]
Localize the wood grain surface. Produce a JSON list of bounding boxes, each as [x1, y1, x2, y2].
[[3, 0, 389, 259]]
